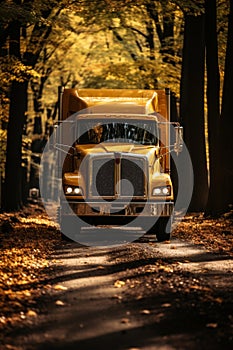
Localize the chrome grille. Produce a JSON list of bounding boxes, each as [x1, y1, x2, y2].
[[92, 158, 115, 196], [90, 155, 146, 198], [121, 158, 146, 197]]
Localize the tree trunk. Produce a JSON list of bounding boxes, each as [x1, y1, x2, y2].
[[219, 1, 233, 210], [3, 2, 58, 211], [4, 15, 28, 211], [160, 2, 175, 64], [146, 1, 175, 65], [4, 80, 28, 211], [204, 0, 222, 216], [180, 14, 208, 212]]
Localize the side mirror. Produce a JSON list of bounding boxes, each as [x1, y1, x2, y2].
[[174, 126, 183, 154], [53, 124, 59, 147], [48, 123, 59, 151], [50, 122, 74, 155]]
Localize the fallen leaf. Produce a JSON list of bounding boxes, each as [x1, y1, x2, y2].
[[55, 300, 65, 306], [114, 280, 125, 288], [26, 310, 37, 317], [23, 290, 31, 297], [214, 297, 223, 304], [206, 323, 218, 328], [140, 309, 151, 315], [0, 316, 6, 324], [54, 284, 68, 291], [159, 265, 173, 273], [12, 302, 22, 308], [190, 285, 211, 292], [161, 303, 171, 308]]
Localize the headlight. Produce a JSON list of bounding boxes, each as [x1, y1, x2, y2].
[[65, 186, 83, 195], [74, 187, 82, 194], [66, 187, 73, 194], [152, 185, 171, 196]]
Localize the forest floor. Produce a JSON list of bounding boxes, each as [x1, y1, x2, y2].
[[0, 203, 232, 349]]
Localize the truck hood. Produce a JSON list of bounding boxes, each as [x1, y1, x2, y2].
[[75, 143, 157, 161]]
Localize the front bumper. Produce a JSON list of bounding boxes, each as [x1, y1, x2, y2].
[[61, 201, 174, 217]]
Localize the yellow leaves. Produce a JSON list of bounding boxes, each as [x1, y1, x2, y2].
[[55, 300, 65, 306], [0, 207, 60, 328], [23, 290, 32, 297], [158, 265, 174, 273], [214, 297, 223, 304], [172, 214, 233, 256], [19, 217, 57, 227], [11, 302, 22, 308], [206, 323, 218, 328], [26, 310, 37, 317], [144, 266, 157, 273], [54, 284, 68, 291], [0, 316, 7, 325], [190, 285, 211, 292], [202, 295, 224, 304], [140, 309, 151, 315], [114, 280, 125, 288], [0, 56, 40, 86], [3, 289, 31, 301], [129, 279, 141, 289], [161, 303, 172, 308]]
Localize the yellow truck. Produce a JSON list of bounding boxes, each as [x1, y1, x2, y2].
[[56, 88, 183, 242]]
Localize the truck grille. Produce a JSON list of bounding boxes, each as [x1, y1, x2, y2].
[[121, 158, 145, 196], [92, 158, 115, 196], [90, 155, 147, 198]]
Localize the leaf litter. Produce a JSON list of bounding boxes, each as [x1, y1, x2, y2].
[[0, 204, 61, 337], [108, 210, 233, 348]]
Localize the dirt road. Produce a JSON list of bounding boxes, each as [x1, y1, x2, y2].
[[4, 230, 232, 350]]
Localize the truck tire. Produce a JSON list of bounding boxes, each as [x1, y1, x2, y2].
[[145, 217, 171, 242], [156, 217, 171, 242]]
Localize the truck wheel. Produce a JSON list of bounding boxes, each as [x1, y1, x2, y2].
[[156, 217, 171, 242], [145, 217, 171, 242]]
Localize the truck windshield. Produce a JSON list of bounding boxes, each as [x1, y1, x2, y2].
[[77, 119, 158, 145]]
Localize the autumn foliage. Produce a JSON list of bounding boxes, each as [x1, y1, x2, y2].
[[0, 205, 60, 335]]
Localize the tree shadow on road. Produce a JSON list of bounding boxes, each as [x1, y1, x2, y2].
[[2, 240, 233, 350]]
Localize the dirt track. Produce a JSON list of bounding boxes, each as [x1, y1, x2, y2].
[[3, 232, 232, 350]]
